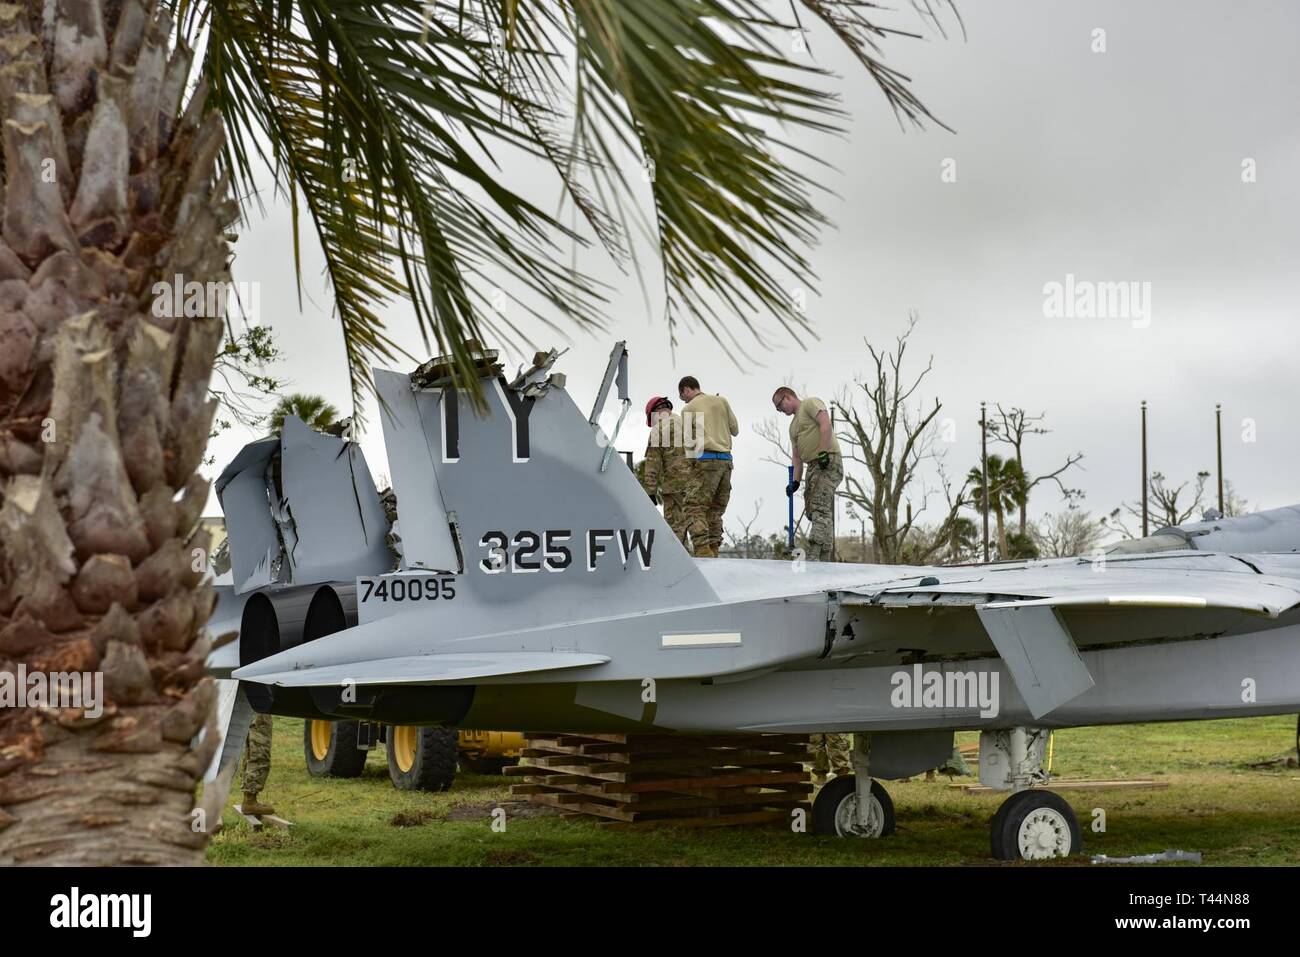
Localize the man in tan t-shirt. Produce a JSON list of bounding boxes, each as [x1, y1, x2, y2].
[[679, 375, 739, 558], [774, 386, 848, 780], [774, 386, 842, 562]]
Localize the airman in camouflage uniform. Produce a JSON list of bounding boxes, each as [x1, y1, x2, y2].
[[642, 397, 692, 546], [774, 387, 843, 562], [240, 713, 276, 816], [679, 377, 739, 558], [810, 732, 853, 781]]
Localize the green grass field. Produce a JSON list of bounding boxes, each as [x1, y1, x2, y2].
[[206, 716, 1300, 866]]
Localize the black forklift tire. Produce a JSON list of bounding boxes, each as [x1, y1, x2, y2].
[[387, 725, 458, 791], [304, 720, 368, 778]]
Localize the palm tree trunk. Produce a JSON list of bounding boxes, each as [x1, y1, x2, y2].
[[994, 505, 1008, 558], [0, 0, 230, 864]]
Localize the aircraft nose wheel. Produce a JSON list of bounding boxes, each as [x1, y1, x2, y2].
[[812, 775, 895, 838], [990, 790, 1080, 860]]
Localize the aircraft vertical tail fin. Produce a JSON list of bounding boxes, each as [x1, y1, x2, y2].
[[374, 354, 717, 621]]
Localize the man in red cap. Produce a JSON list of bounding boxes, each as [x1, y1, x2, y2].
[[641, 396, 691, 547]]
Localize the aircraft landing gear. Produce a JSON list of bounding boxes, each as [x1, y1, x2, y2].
[[811, 733, 896, 838], [981, 728, 1080, 860], [990, 789, 1080, 860], [813, 775, 895, 836]]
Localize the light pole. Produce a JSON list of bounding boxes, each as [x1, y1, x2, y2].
[[1140, 400, 1149, 537], [980, 401, 989, 562], [1215, 403, 1224, 514]]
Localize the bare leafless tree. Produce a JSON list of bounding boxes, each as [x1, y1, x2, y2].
[[1103, 471, 1213, 538], [985, 405, 1084, 535], [725, 500, 766, 558], [1032, 509, 1107, 558], [1223, 480, 1250, 518], [833, 314, 969, 565]]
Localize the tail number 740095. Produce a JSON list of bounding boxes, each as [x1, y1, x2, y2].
[[359, 576, 457, 602]]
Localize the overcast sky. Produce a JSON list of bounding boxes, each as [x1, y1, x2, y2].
[[204, 0, 1300, 547]]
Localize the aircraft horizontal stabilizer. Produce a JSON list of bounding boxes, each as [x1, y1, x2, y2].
[[235, 651, 610, 688]]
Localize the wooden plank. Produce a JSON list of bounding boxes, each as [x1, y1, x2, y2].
[[625, 788, 811, 813], [620, 751, 811, 771], [521, 780, 811, 811], [521, 744, 809, 764], [515, 777, 640, 802], [515, 732, 812, 827], [526, 792, 637, 822], [615, 770, 810, 793], [232, 805, 264, 831]]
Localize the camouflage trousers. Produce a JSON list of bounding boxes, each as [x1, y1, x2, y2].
[[240, 713, 273, 796], [685, 459, 732, 558], [661, 492, 690, 548], [804, 455, 843, 562], [810, 732, 853, 776]]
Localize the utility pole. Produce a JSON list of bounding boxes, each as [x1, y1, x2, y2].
[[1215, 403, 1224, 514], [981, 402, 989, 562], [1141, 400, 1149, 537]]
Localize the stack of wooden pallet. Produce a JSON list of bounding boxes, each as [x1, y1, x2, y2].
[[507, 732, 811, 828]]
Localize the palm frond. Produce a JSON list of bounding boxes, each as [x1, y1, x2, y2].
[[200, 0, 609, 412], [181, 0, 951, 411]]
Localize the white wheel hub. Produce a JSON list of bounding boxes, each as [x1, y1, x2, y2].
[[834, 789, 884, 838], [1017, 807, 1071, 859]]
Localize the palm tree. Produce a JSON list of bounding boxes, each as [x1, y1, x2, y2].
[[0, 1, 954, 864], [944, 515, 979, 563], [267, 393, 339, 435], [967, 455, 1028, 558]]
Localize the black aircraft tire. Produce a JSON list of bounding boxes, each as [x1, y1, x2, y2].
[[993, 790, 1081, 860], [387, 725, 458, 791], [303, 720, 368, 778], [812, 775, 895, 837], [988, 789, 1037, 857]]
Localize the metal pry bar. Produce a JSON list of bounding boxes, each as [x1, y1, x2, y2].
[[589, 340, 627, 427], [589, 341, 630, 472], [600, 397, 631, 473]]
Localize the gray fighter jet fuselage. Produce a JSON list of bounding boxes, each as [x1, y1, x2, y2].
[[218, 349, 1300, 751]]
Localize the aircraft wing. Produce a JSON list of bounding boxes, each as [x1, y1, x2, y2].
[[239, 651, 611, 688], [837, 552, 1300, 719]]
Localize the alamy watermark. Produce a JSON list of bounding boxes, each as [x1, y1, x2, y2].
[[49, 887, 150, 937], [890, 663, 999, 718], [151, 273, 261, 326], [1042, 273, 1151, 328], [646, 411, 705, 456], [0, 665, 103, 719]]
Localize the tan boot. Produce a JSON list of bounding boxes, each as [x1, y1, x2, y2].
[[241, 791, 276, 817]]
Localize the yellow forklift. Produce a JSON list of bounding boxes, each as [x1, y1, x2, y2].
[[303, 720, 523, 791]]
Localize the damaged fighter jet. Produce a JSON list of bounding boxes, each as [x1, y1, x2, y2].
[[214, 345, 1300, 860]]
